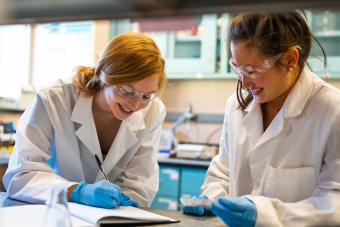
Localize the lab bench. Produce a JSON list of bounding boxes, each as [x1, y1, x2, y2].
[[0, 192, 224, 227], [152, 157, 210, 210]]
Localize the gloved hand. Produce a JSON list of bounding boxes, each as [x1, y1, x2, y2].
[[119, 193, 139, 207], [182, 195, 213, 216], [70, 180, 123, 208], [211, 197, 257, 227]]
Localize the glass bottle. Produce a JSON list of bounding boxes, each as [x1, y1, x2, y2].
[[41, 187, 73, 227]]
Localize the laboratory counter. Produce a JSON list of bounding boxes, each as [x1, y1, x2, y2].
[[0, 192, 224, 227]]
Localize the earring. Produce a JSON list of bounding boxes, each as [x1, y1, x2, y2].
[[288, 67, 293, 71]]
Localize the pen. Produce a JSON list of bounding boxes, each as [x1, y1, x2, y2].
[[95, 154, 109, 180]]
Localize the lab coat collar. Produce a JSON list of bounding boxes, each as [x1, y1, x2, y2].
[[71, 93, 102, 158], [71, 92, 93, 124], [124, 109, 146, 132], [283, 65, 315, 118]]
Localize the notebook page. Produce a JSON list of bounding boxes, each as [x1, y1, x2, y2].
[[0, 204, 92, 227], [68, 202, 177, 224]]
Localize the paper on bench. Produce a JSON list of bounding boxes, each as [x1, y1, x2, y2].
[[68, 202, 177, 224], [0, 204, 91, 227]]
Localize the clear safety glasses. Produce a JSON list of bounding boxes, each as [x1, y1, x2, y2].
[[113, 85, 158, 104], [229, 53, 283, 80]]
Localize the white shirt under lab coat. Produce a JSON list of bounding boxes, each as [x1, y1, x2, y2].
[[3, 79, 166, 207], [202, 66, 340, 226]]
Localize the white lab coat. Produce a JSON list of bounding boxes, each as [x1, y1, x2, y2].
[[3, 79, 166, 207], [202, 66, 340, 226]]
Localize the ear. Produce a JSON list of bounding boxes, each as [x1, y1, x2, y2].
[[282, 47, 299, 69]]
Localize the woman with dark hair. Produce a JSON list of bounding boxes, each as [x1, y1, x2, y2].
[[4, 32, 167, 208], [183, 12, 340, 226]]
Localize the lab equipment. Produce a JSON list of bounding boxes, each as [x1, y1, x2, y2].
[[42, 187, 72, 227], [159, 129, 173, 155], [70, 180, 122, 208], [170, 104, 197, 149], [211, 197, 256, 227], [174, 143, 217, 160]]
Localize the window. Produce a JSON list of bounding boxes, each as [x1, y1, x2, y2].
[[0, 25, 30, 100], [32, 21, 94, 89]]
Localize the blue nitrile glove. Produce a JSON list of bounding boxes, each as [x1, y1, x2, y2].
[[119, 193, 139, 207], [211, 197, 257, 227], [182, 195, 213, 216], [71, 180, 122, 208]]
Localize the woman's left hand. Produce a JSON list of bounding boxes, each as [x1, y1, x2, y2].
[[211, 197, 257, 227]]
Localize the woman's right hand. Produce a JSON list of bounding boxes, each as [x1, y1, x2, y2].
[[69, 180, 136, 208]]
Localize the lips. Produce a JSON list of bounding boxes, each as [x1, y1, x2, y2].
[[250, 88, 263, 96], [118, 103, 133, 114]]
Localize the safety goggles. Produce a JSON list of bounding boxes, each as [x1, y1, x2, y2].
[[229, 53, 283, 80], [113, 85, 158, 104]]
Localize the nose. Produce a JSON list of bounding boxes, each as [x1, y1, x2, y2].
[[239, 74, 252, 89]]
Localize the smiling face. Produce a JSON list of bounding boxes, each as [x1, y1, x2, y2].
[[230, 40, 298, 106], [102, 74, 160, 120]]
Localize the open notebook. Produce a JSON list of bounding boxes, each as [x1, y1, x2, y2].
[[0, 203, 179, 227], [68, 202, 179, 226]]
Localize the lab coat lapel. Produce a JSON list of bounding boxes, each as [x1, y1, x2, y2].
[[240, 101, 263, 148], [101, 110, 146, 177], [254, 109, 284, 150], [283, 66, 315, 118], [71, 94, 102, 159]]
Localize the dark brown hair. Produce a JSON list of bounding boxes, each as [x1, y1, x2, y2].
[[228, 12, 326, 110], [73, 32, 166, 96]]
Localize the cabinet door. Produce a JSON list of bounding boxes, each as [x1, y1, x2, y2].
[[307, 10, 340, 78], [151, 196, 178, 210], [109, 14, 218, 78], [164, 14, 217, 75], [180, 167, 207, 197], [158, 165, 180, 198]]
